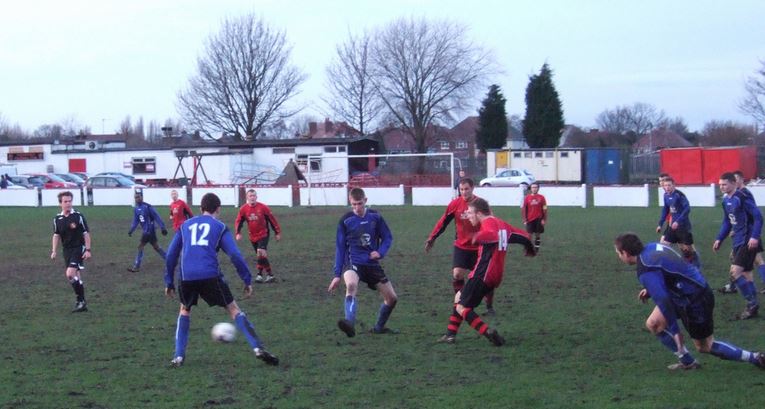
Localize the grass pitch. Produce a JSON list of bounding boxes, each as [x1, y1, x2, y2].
[[1, 204, 765, 408]]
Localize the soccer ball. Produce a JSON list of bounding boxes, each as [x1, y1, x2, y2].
[[211, 322, 237, 343]]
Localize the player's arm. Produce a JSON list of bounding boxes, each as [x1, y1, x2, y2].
[[183, 202, 193, 219], [220, 229, 253, 286], [164, 233, 183, 295], [713, 205, 732, 250], [506, 226, 536, 256], [521, 196, 529, 223], [657, 201, 669, 231], [333, 220, 348, 278], [374, 216, 393, 260], [150, 205, 168, 233], [264, 207, 282, 239], [639, 270, 681, 335], [541, 197, 548, 223], [51, 234, 60, 259], [80, 214, 92, 259], [745, 198, 763, 245], [128, 208, 139, 235], [426, 203, 455, 248]]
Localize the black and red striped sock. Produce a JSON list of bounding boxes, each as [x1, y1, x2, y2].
[[446, 306, 463, 336], [460, 307, 488, 335], [256, 257, 267, 272]]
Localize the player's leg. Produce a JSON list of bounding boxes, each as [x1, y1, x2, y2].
[[731, 248, 759, 319], [219, 283, 278, 366], [338, 269, 360, 337], [451, 267, 467, 293], [455, 280, 503, 346], [371, 280, 398, 334], [644, 306, 697, 369], [257, 246, 274, 283], [755, 253, 765, 293], [680, 242, 699, 268], [250, 241, 264, 282], [129, 241, 146, 272], [693, 336, 765, 368], [66, 265, 87, 312], [439, 291, 464, 343], [171, 305, 191, 367], [149, 235, 166, 260]]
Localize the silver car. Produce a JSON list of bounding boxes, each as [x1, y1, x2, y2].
[[479, 168, 536, 188]]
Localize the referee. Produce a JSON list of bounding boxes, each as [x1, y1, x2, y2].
[[51, 191, 91, 312]]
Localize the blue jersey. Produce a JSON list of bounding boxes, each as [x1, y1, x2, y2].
[[333, 209, 393, 277], [658, 189, 691, 229], [716, 190, 763, 248], [129, 202, 167, 235], [164, 214, 252, 287], [636, 242, 709, 335]]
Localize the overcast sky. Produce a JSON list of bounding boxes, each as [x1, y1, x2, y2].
[[1, 0, 763, 134]]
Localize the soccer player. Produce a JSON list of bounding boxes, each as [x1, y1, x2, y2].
[[169, 189, 193, 232], [438, 197, 536, 345], [425, 178, 497, 313], [522, 182, 547, 251], [127, 191, 168, 272], [713, 172, 763, 319], [51, 191, 92, 313], [164, 193, 278, 367], [235, 189, 282, 283], [328, 187, 397, 337], [614, 232, 765, 370], [734, 170, 765, 294], [656, 177, 699, 267]]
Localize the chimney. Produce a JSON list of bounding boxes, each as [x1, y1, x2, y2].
[[324, 118, 333, 135], [308, 122, 317, 136]]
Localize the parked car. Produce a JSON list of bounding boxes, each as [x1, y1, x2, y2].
[[26, 173, 78, 189], [85, 175, 145, 189], [7, 175, 40, 188], [4, 180, 28, 189], [55, 173, 86, 187], [71, 172, 90, 181], [479, 168, 536, 188], [95, 172, 135, 182]]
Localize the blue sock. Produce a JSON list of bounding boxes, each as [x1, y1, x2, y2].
[[758, 265, 765, 285], [174, 314, 190, 359], [134, 249, 144, 268], [710, 340, 755, 362], [734, 276, 758, 307], [344, 296, 357, 324], [235, 312, 262, 349], [747, 281, 759, 305], [374, 303, 395, 332], [655, 330, 695, 364], [157, 247, 167, 260]]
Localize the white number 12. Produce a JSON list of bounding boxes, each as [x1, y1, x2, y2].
[[188, 223, 210, 246]]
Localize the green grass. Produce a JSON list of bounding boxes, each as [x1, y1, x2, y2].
[[2, 204, 765, 408]]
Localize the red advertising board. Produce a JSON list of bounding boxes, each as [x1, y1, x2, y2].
[[660, 146, 757, 185]]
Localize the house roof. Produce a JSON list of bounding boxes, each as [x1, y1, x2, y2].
[[633, 129, 692, 151]]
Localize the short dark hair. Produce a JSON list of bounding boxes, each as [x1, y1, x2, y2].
[[201, 193, 221, 213], [57, 191, 73, 203], [663, 177, 675, 184], [349, 187, 366, 201], [720, 172, 736, 183], [614, 233, 644, 256], [458, 178, 475, 188], [531, 182, 540, 189], [469, 197, 491, 215], [733, 170, 744, 180], [246, 189, 256, 194], [658, 173, 670, 179]]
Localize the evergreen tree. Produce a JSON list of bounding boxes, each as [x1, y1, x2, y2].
[[522, 63, 564, 148], [476, 85, 509, 151]]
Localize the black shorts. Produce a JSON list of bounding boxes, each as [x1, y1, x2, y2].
[[63, 247, 84, 270], [251, 236, 270, 251], [526, 219, 544, 234], [459, 277, 492, 309], [178, 277, 235, 311], [662, 225, 693, 245], [732, 243, 763, 271], [452, 246, 478, 270], [140, 231, 158, 245], [346, 264, 389, 290], [677, 287, 715, 340]]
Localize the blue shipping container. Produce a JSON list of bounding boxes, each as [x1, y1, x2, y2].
[[585, 148, 626, 184]]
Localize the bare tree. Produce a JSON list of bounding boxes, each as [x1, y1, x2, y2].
[[119, 116, 133, 136], [177, 14, 307, 140], [700, 120, 756, 146], [369, 17, 495, 154], [740, 60, 765, 127], [323, 30, 382, 134], [596, 102, 665, 135], [0, 113, 27, 140]]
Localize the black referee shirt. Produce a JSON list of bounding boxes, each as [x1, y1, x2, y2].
[[53, 210, 89, 248]]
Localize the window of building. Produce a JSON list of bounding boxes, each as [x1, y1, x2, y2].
[[561, 152, 569, 158], [534, 152, 543, 158], [338, 146, 346, 152], [439, 141, 450, 150], [524, 152, 532, 158], [7, 152, 44, 161], [296, 154, 321, 172], [456, 141, 467, 149], [545, 151, 554, 158], [513, 152, 522, 158], [324, 146, 338, 153], [273, 147, 295, 154], [132, 157, 156, 174]]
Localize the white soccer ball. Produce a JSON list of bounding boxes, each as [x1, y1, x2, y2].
[[211, 322, 237, 343]]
